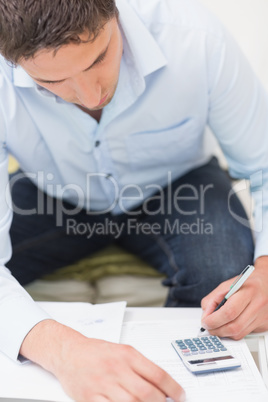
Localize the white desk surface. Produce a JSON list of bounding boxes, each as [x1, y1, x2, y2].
[[124, 307, 268, 388], [0, 306, 267, 402]]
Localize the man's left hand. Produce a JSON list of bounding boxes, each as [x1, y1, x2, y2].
[[201, 256, 268, 339]]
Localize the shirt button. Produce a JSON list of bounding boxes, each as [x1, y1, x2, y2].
[[95, 140, 101, 147], [106, 173, 112, 179]]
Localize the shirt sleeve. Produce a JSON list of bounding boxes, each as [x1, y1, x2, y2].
[[207, 28, 268, 261], [0, 91, 51, 363]]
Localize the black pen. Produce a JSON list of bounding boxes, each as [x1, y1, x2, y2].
[[200, 265, 255, 333]]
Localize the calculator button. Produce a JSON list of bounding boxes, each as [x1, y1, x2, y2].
[[220, 347, 227, 351], [213, 349, 220, 352]]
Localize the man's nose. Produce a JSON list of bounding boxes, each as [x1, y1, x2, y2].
[[72, 75, 101, 109]]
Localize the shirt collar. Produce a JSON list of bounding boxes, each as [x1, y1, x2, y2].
[[12, 0, 167, 89], [117, 0, 167, 77], [12, 65, 35, 88]]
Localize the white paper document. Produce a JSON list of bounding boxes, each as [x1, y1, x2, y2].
[[0, 301, 126, 402], [120, 320, 268, 402], [37, 300, 126, 343]]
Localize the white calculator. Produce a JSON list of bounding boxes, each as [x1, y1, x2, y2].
[[171, 336, 241, 374]]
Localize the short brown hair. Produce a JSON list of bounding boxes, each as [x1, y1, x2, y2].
[[0, 0, 118, 64]]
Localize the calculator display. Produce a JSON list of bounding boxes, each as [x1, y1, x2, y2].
[[189, 355, 234, 365]]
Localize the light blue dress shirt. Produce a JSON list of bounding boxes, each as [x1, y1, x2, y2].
[[1, 0, 268, 361]]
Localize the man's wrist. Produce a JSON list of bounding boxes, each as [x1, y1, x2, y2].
[[254, 255, 268, 270], [19, 319, 87, 376]]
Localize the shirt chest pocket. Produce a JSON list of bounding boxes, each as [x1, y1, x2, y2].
[[126, 118, 200, 170]]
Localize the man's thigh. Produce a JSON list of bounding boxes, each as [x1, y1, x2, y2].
[[117, 157, 254, 306], [7, 172, 112, 285]]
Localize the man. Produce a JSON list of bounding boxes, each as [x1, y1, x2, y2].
[[0, 0, 268, 400]]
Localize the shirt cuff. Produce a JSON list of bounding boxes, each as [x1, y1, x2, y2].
[[0, 296, 51, 363]]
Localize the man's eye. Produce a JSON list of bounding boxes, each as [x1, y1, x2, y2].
[[36, 80, 64, 86], [94, 53, 106, 66], [44, 81, 62, 85]]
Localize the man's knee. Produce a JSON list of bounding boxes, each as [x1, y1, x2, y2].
[[163, 234, 254, 307]]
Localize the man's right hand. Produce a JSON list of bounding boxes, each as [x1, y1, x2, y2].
[[20, 319, 185, 402]]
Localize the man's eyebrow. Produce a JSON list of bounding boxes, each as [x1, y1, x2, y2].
[[34, 43, 110, 84]]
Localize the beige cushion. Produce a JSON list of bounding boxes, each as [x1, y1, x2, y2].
[[24, 279, 96, 303], [24, 246, 167, 306], [24, 275, 168, 306]]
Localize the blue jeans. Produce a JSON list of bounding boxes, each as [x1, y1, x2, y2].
[[7, 157, 254, 306]]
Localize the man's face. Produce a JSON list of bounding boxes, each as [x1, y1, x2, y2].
[[20, 17, 123, 111]]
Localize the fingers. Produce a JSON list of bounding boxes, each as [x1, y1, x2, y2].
[[217, 287, 268, 339], [200, 264, 268, 341], [201, 278, 268, 339], [204, 295, 255, 339], [201, 288, 250, 332], [99, 382, 144, 402], [63, 339, 186, 402], [92, 396, 110, 402], [201, 299, 220, 322], [201, 277, 236, 313], [119, 369, 171, 402], [129, 348, 185, 402]]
